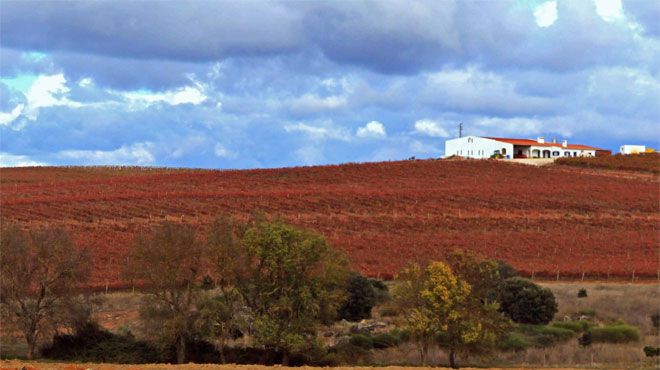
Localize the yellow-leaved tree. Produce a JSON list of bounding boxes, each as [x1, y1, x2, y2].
[[395, 260, 509, 368]]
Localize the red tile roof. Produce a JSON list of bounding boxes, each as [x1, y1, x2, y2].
[[485, 137, 605, 151]]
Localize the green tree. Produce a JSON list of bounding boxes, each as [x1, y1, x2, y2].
[[237, 221, 349, 364], [497, 277, 558, 325], [338, 273, 376, 321], [0, 224, 90, 359], [127, 222, 205, 364]]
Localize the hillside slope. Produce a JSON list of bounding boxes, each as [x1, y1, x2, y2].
[[1, 160, 658, 288]]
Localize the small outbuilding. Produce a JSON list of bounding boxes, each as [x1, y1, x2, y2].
[[619, 145, 647, 155]]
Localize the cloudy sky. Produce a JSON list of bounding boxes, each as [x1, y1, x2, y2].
[[1, 0, 658, 168]]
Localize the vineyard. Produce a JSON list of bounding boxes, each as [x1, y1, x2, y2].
[[1, 159, 658, 288], [556, 152, 660, 174]]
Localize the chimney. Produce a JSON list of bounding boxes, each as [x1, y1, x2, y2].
[[562, 139, 568, 148], [537, 136, 545, 144], [552, 138, 557, 144]]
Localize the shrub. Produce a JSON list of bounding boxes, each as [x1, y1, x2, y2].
[[499, 332, 529, 351], [651, 313, 660, 330], [578, 331, 592, 347], [372, 332, 401, 349], [644, 346, 660, 357], [497, 277, 558, 325], [590, 324, 640, 343], [577, 308, 596, 318], [349, 334, 374, 350], [378, 307, 398, 317], [338, 273, 376, 321], [495, 260, 518, 280], [577, 288, 588, 298], [516, 324, 574, 347], [41, 322, 159, 363], [551, 320, 592, 332]]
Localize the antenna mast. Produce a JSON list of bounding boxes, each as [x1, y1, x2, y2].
[[458, 122, 463, 138]]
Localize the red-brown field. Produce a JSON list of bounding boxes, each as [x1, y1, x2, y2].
[[1, 159, 658, 288]]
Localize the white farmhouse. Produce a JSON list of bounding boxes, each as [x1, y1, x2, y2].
[[619, 145, 646, 155], [445, 136, 608, 159]]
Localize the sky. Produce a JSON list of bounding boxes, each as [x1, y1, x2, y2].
[[0, 0, 658, 168]]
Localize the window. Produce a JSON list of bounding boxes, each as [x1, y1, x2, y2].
[[552, 151, 560, 157], [564, 152, 570, 156], [574, 152, 577, 156], [501, 148, 507, 155]]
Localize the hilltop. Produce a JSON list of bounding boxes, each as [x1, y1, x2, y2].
[[1, 158, 658, 289]]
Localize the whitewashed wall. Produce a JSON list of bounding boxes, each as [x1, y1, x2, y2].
[[445, 136, 514, 159]]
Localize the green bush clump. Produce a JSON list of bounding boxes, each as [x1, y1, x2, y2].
[[41, 322, 159, 363], [339, 273, 376, 321], [372, 331, 402, 349], [499, 332, 529, 351], [551, 320, 592, 332], [578, 331, 592, 347], [349, 334, 374, 349], [516, 324, 575, 347], [577, 288, 588, 298], [590, 324, 640, 343], [497, 277, 558, 325], [644, 346, 660, 357], [577, 308, 596, 318]]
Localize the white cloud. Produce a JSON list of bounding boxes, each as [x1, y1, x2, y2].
[[58, 142, 155, 165], [284, 122, 352, 141], [594, 0, 623, 22], [214, 143, 237, 159], [78, 77, 93, 87], [0, 152, 47, 167], [414, 119, 449, 138], [534, 1, 558, 28], [17, 73, 81, 122], [356, 120, 386, 138], [0, 104, 25, 126], [123, 85, 207, 106], [294, 145, 325, 165], [287, 94, 348, 115], [474, 117, 544, 136]]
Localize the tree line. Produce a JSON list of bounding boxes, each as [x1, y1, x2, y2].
[[0, 215, 558, 368]]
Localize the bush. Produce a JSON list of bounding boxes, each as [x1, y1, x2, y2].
[[578, 331, 592, 347], [497, 277, 558, 325], [651, 313, 660, 330], [644, 346, 660, 357], [349, 334, 374, 350], [577, 288, 587, 298], [590, 324, 640, 343], [499, 332, 529, 351], [516, 324, 574, 347], [577, 308, 596, 318], [551, 320, 592, 332], [369, 278, 390, 304], [372, 332, 402, 349], [338, 273, 376, 321], [41, 322, 159, 363], [495, 260, 518, 280]]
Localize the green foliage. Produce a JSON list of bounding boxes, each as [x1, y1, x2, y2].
[[577, 288, 588, 298], [497, 277, 558, 325], [495, 260, 518, 280], [651, 313, 660, 329], [514, 324, 575, 347], [41, 322, 159, 363], [372, 331, 402, 349], [577, 308, 596, 318], [551, 320, 593, 332], [499, 332, 529, 351], [238, 221, 350, 362], [578, 331, 592, 347], [644, 346, 660, 357], [338, 273, 376, 321], [349, 334, 374, 349], [590, 324, 640, 343]]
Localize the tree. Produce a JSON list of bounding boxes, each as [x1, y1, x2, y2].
[[497, 277, 558, 325], [338, 273, 376, 321], [237, 221, 349, 364], [0, 223, 90, 359], [394, 261, 509, 368], [127, 222, 205, 364], [202, 214, 250, 363]]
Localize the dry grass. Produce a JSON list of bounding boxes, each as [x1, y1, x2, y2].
[[0, 360, 586, 370]]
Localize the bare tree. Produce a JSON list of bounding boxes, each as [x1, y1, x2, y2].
[[0, 223, 90, 359], [127, 221, 204, 364]]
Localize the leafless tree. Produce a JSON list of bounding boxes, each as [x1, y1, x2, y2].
[[0, 223, 90, 359]]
